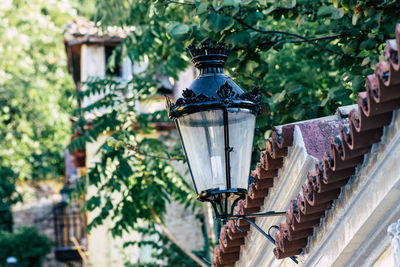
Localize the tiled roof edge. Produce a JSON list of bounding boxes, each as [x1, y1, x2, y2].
[[274, 23, 400, 260], [64, 18, 134, 45]]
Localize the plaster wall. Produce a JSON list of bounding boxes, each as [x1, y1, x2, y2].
[[372, 246, 394, 267], [85, 134, 205, 266], [86, 135, 142, 267]]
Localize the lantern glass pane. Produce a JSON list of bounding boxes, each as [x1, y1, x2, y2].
[[177, 110, 226, 193], [228, 108, 256, 190]]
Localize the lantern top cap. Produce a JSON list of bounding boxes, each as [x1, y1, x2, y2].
[[187, 42, 231, 70]]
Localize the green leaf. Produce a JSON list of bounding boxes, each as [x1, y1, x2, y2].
[[319, 97, 330, 107], [154, 2, 165, 17], [221, 0, 238, 7], [245, 60, 259, 73], [331, 8, 344, 19], [317, 5, 335, 17], [167, 22, 190, 41], [286, 83, 304, 94], [197, 2, 208, 15], [272, 90, 286, 104], [216, 14, 234, 32], [264, 129, 272, 139], [352, 75, 364, 92], [226, 31, 251, 46]]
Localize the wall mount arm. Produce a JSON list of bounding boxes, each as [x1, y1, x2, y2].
[[224, 212, 299, 264]]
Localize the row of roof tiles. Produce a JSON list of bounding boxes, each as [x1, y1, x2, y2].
[[64, 18, 134, 45], [212, 24, 400, 266]]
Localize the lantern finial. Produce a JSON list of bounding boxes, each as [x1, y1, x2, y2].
[[187, 42, 231, 72]]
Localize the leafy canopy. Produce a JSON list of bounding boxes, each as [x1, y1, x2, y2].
[[0, 227, 52, 267], [0, 0, 78, 230], [73, 0, 400, 265]]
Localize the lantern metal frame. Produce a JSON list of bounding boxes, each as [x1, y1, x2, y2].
[[166, 42, 297, 264], [166, 80, 262, 221]]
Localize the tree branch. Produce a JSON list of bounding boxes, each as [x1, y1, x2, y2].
[[165, 0, 363, 59], [151, 209, 209, 267], [166, 0, 195, 6], [233, 17, 364, 59], [126, 144, 184, 161], [289, 34, 342, 43]]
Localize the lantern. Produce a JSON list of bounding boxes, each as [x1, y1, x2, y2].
[[166, 42, 260, 220]]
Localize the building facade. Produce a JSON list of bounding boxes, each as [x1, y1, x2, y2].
[[63, 18, 205, 267]]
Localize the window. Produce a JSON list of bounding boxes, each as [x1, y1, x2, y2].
[[105, 45, 122, 77]]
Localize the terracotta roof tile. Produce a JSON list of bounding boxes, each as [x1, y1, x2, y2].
[[211, 24, 400, 266], [273, 24, 400, 260]]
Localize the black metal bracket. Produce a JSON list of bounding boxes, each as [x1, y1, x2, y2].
[[222, 210, 286, 220], [225, 212, 299, 264]]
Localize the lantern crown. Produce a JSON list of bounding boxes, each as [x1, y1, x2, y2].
[[166, 42, 261, 120], [187, 42, 231, 72]]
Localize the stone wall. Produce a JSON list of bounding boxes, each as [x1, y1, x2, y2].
[[12, 181, 63, 267]]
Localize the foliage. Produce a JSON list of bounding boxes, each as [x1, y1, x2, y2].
[[74, 0, 98, 19], [0, 167, 21, 231], [71, 0, 198, 237], [73, 78, 195, 235], [72, 0, 400, 264], [73, 78, 204, 262], [123, 225, 207, 267], [0, 227, 52, 267], [0, 0, 76, 229], [159, 0, 399, 145]]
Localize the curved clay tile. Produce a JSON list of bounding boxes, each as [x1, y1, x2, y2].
[[330, 135, 370, 161], [272, 125, 295, 148], [362, 75, 400, 116], [349, 107, 392, 132], [375, 61, 400, 102], [266, 137, 288, 159], [321, 156, 355, 183], [280, 221, 313, 242]]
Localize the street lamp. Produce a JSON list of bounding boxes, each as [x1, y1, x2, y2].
[[166, 42, 261, 219], [166, 42, 298, 264], [60, 186, 72, 205]]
